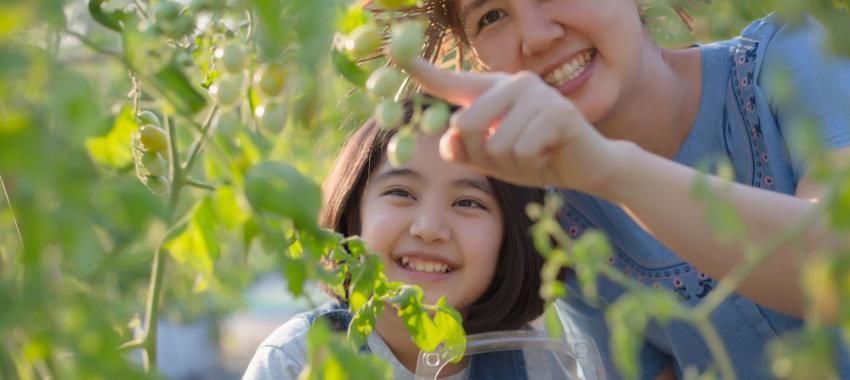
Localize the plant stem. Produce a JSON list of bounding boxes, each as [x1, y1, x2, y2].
[[183, 106, 218, 172], [142, 114, 183, 371], [184, 178, 216, 191], [693, 320, 735, 380]]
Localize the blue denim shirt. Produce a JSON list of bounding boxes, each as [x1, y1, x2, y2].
[[558, 13, 850, 380]]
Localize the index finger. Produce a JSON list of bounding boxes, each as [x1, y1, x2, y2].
[[401, 59, 502, 108]]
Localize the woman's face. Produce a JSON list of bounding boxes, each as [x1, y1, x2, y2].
[[455, 0, 647, 124], [358, 134, 503, 309]]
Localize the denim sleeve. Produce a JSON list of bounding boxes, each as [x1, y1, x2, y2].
[[557, 296, 672, 380], [759, 15, 850, 181]]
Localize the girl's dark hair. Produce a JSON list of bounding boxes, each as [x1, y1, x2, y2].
[[320, 100, 545, 333]]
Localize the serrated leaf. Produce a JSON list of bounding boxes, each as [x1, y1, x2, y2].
[[433, 296, 466, 363], [86, 106, 136, 168]]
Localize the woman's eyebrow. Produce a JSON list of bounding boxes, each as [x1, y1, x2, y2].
[[452, 178, 494, 195], [460, 0, 492, 23]]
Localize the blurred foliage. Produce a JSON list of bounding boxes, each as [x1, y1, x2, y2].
[[0, 0, 849, 379]]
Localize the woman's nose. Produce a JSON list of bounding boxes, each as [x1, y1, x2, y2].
[[409, 208, 451, 244], [517, 4, 565, 57]]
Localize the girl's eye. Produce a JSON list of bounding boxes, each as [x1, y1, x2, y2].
[[382, 188, 415, 200], [455, 198, 488, 210], [477, 9, 505, 30]]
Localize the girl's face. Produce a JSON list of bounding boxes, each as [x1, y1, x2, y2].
[[359, 135, 503, 309], [455, 0, 646, 124]]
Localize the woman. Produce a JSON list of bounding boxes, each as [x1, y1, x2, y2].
[[399, 0, 850, 378]]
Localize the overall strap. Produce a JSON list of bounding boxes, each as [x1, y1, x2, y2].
[[730, 36, 776, 190], [305, 302, 372, 354], [467, 350, 528, 380]]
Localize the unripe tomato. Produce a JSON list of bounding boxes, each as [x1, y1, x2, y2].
[[374, 0, 413, 10], [146, 175, 170, 195], [420, 102, 450, 134], [142, 152, 169, 177], [216, 112, 240, 136], [220, 43, 247, 73], [212, 75, 243, 107], [137, 111, 161, 127], [346, 24, 382, 60], [154, 1, 180, 22], [387, 131, 415, 167], [256, 63, 287, 97], [244, 161, 321, 230], [138, 125, 169, 154], [259, 102, 287, 133], [375, 99, 403, 129], [389, 21, 424, 64], [366, 67, 404, 99]]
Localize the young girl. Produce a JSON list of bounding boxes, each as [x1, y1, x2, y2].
[[243, 103, 546, 379], [399, 0, 850, 379]]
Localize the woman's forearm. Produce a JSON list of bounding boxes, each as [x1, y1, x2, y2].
[[596, 141, 837, 318]]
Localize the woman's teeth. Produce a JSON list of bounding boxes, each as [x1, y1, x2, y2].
[[543, 49, 595, 87], [400, 256, 452, 274]]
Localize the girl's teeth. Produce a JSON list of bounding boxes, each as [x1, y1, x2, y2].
[[401, 257, 451, 273]]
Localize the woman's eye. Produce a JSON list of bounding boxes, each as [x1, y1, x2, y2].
[[455, 198, 488, 210], [478, 9, 505, 30]]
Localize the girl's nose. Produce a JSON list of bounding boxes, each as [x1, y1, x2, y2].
[[517, 4, 565, 57], [409, 209, 451, 244]]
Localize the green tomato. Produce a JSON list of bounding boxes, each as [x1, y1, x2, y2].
[[375, 99, 403, 129], [216, 112, 241, 136], [389, 21, 424, 64], [387, 131, 416, 167], [137, 110, 160, 127], [366, 67, 404, 99], [256, 63, 287, 97], [244, 161, 321, 231], [347, 24, 382, 60], [141, 152, 168, 177], [138, 125, 169, 154], [374, 0, 415, 10], [154, 1, 180, 22], [260, 102, 287, 133], [146, 175, 170, 195], [220, 43, 247, 73], [213, 75, 243, 107], [420, 102, 451, 134]]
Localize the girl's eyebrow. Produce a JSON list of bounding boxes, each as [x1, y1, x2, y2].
[[460, 0, 493, 24], [452, 178, 494, 195], [373, 168, 424, 182]]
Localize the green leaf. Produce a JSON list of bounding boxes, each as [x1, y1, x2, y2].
[[348, 298, 383, 349], [433, 296, 466, 363], [284, 260, 307, 297], [350, 255, 382, 311], [213, 186, 248, 230], [337, 5, 372, 35], [331, 48, 369, 88], [88, 0, 130, 32], [164, 197, 221, 292], [393, 285, 440, 352], [153, 62, 207, 116], [544, 303, 565, 341], [244, 161, 322, 232], [85, 106, 136, 168]]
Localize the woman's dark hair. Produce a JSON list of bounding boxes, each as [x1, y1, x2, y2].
[[320, 99, 545, 334]]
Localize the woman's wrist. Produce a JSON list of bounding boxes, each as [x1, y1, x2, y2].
[[587, 139, 644, 203]]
